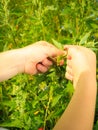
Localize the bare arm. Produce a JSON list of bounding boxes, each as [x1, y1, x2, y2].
[[0, 41, 63, 82], [53, 46, 97, 130], [54, 72, 96, 130], [0, 48, 25, 81]]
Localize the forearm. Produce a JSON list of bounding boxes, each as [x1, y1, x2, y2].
[[0, 49, 25, 82], [53, 71, 97, 130]]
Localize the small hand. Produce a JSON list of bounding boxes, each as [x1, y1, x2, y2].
[[64, 45, 96, 88], [22, 41, 64, 75]]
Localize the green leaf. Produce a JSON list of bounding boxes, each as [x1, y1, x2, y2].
[[52, 39, 63, 49], [1, 100, 16, 110], [51, 95, 62, 107], [64, 81, 74, 97], [93, 121, 98, 130], [80, 32, 91, 44], [0, 119, 23, 128]]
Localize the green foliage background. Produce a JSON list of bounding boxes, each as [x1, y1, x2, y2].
[[0, 0, 98, 130]]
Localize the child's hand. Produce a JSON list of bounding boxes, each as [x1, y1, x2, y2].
[[22, 41, 64, 75], [64, 45, 96, 88]]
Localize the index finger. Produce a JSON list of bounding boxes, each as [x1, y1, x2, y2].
[[36, 41, 65, 57], [43, 43, 65, 57]]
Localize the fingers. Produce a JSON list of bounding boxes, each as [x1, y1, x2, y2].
[[36, 63, 48, 73], [67, 60, 72, 67], [65, 53, 73, 81], [37, 41, 65, 57], [66, 66, 73, 75], [42, 58, 53, 66], [65, 72, 73, 81], [47, 47, 64, 58], [36, 58, 52, 73], [65, 65, 73, 81], [35, 41, 67, 59]]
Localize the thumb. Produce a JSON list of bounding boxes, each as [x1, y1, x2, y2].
[[46, 45, 65, 57]]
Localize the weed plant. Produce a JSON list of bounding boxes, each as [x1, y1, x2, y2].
[[0, 0, 98, 130]]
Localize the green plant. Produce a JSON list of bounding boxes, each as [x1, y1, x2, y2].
[[0, 0, 98, 130]]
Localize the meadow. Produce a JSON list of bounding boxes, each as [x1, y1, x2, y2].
[[0, 0, 98, 129]]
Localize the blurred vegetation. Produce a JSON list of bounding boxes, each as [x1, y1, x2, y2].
[[0, 0, 98, 130]]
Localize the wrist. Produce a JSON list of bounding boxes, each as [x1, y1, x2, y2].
[[15, 48, 26, 74], [74, 69, 96, 89]]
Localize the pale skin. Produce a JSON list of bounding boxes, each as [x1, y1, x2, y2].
[[0, 41, 97, 130], [53, 45, 97, 130], [0, 41, 63, 81]]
